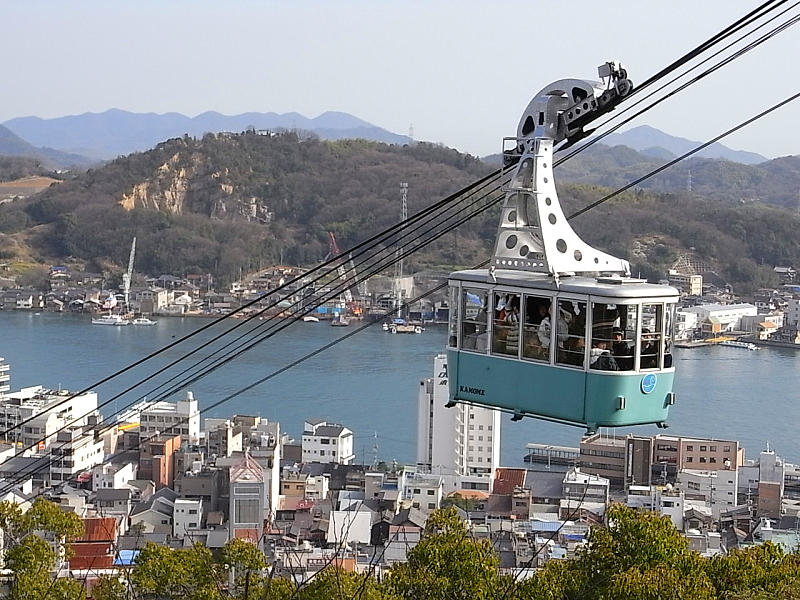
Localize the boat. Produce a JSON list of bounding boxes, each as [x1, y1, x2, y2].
[[720, 340, 759, 350], [131, 317, 158, 326], [92, 314, 130, 326], [386, 318, 423, 334], [303, 316, 320, 323], [330, 315, 350, 327]]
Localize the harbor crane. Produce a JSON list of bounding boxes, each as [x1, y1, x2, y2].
[[328, 232, 353, 304], [122, 237, 136, 310]]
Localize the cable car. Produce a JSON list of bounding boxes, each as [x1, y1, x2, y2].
[[446, 62, 679, 432]]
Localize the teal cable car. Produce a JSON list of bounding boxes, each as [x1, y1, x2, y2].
[[447, 62, 679, 432]]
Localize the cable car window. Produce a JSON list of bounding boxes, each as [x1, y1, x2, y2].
[[492, 293, 521, 357], [640, 303, 664, 370], [590, 302, 637, 371], [523, 295, 551, 361], [664, 304, 675, 368], [448, 285, 459, 348], [461, 288, 489, 352], [556, 299, 586, 368]]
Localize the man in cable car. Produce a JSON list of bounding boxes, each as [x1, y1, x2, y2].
[[611, 328, 634, 370]]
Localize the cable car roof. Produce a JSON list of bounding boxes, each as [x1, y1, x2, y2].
[[449, 268, 679, 299]]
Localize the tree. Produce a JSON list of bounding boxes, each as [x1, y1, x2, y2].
[[387, 507, 503, 600], [128, 542, 224, 600], [0, 499, 85, 600], [220, 538, 269, 599], [294, 566, 393, 600], [15, 265, 49, 290]]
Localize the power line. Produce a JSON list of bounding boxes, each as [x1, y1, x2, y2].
[[0, 185, 508, 496], [556, 4, 800, 164], [0, 166, 505, 442], [568, 89, 800, 220]]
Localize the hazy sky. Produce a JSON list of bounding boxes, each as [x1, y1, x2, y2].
[[3, 1, 799, 158]]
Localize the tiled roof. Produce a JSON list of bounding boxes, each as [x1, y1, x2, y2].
[[314, 425, 345, 437], [493, 467, 526, 495], [96, 488, 132, 501], [77, 517, 117, 542]]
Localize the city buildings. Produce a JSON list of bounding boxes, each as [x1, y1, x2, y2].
[[416, 354, 501, 480], [49, 427, 104, 483], [578, 432, 744, 488], [0, 386, 99, 450], [138, 391, 200, 444], [0, 358, 9, 398], [228, 451, 268, 544], [301, 419, 354, 465]]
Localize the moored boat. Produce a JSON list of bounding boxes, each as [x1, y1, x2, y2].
[[92, 315, 130, 326], [720, 340, 759, 350], [132, 317, 158, 326]]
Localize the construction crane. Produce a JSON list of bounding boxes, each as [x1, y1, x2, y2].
[[122, 237, 136, 310], [328, 232, 353, 304]]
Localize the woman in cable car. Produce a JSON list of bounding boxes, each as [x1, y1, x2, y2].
[[446, 64, 679, 432]]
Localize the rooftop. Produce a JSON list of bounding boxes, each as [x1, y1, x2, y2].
[[494, 468, 527, 494]]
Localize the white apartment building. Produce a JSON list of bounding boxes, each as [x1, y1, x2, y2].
[[0, 358, 9, 398], [173, 497, 203, 537], [50, 428, 105, 483], [675, 310, 700, 341], [677, 468, 738, 519], [0, 386, 99, 451], [626, 485, 685, 530], [92, 462, 136, 492], [680, 303, 757, 333], [561, 467, 610, 520], [139, 391, 200, 444], [301, 420, 354, 465], [305, 473, 330, 501], [401, 470, 444, 514], [416, 354, 501, 480]]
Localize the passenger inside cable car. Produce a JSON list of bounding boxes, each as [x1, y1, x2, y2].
[[522, 296, 551, 360]]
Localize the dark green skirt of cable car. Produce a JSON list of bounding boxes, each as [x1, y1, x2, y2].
[[446, 270, 679, 431]]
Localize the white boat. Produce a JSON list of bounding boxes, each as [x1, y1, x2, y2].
[[92, 314, 130, 326], [720, 340, 759, 350], [386, 318, 423, 334], [303, 315, 320, 323], [131, 317, 158, 326], [330, 315, 349, 327]]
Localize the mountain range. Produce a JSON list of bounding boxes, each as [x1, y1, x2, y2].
[[0, 125, 96, 169], [602, 125, 767, 164], [1, 110, 770, 168], [2, 109, 412, 161]]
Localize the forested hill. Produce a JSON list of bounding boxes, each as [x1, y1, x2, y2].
[[0, 130, 799, 293]]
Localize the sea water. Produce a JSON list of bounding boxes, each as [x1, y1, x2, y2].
[[2, 311, 799, 466]]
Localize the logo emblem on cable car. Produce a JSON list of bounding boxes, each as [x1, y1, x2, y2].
[[641, 374, 657, 394]]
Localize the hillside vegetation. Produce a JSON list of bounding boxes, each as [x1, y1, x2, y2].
[[0, 130, 798, 292]]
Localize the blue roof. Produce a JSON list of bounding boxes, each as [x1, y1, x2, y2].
[[530, 521, 563, 532], [114, 550, 139, 566]]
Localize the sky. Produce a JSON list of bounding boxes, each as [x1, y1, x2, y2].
[[2, 1, 799, 159]]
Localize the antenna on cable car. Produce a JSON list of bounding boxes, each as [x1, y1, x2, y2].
[[492, 62, 632, 279]]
